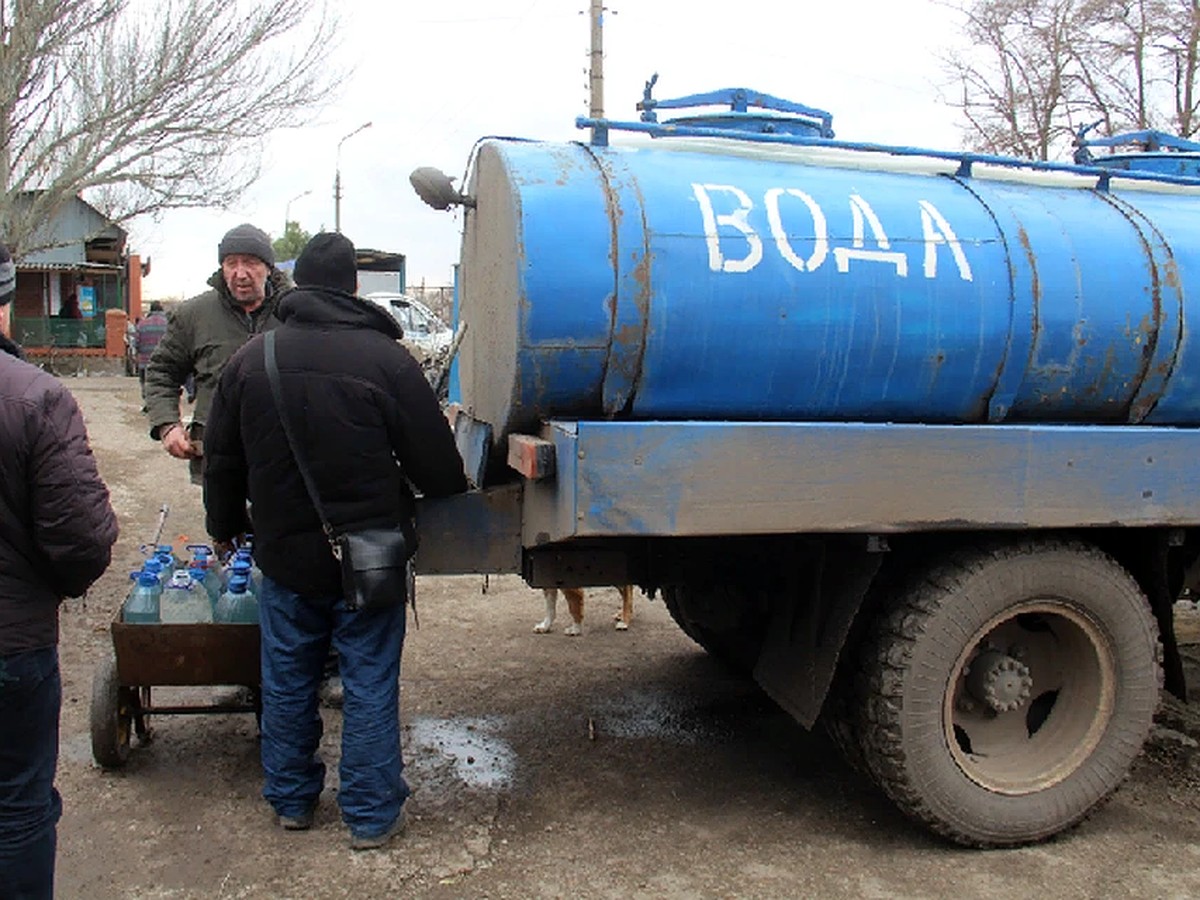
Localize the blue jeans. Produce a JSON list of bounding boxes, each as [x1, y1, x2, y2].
[[0, 647, 61, 900], [257, 575, 407, 839]]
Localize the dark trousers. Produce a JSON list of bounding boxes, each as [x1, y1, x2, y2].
[[257, 576, 406, 839], [0, 647, 61, 900]]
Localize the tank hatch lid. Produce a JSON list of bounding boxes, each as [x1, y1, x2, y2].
[[635, 79, 835, 139], [1074, 127, 1200, 177]]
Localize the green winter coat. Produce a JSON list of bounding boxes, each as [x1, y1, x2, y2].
[[144, 268, 292, 438]]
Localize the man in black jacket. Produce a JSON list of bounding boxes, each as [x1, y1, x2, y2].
[[204, 233, 467, 850], [0, 241, 119, 897]]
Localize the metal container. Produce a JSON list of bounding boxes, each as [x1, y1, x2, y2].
[[454, 102, 1200, 444]]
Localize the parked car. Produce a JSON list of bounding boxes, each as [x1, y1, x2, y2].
[[362, 292, 452, 360]]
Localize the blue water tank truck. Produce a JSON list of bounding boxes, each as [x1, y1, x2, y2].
[[410, 82, 1200, 847]]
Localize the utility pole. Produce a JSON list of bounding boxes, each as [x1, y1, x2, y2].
[[589, 0, 604, 120], [589, 0, 604, 145], [334, 122, 372, 233]]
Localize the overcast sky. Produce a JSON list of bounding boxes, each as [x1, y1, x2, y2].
[[132, 0, 969, 300]]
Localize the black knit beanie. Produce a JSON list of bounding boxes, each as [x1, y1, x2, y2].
[[294, 233, 357, 294], [218, 224, 275, 268], [0, 242, 14, 306]]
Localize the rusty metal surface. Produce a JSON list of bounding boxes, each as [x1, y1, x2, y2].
[[415, 482, 523, 575], [558, 420, 1200, 537], [587, 146, 652, 415], [111, 620, 259, 687]]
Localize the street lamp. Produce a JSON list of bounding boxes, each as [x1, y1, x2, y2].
[[284, 189, 312, 233], [334, 121, 373, 233]]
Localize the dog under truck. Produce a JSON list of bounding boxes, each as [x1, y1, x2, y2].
[[410, 85, 1200, 847]]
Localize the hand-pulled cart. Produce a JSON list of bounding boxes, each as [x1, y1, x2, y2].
[[89, 616, 260, 768]]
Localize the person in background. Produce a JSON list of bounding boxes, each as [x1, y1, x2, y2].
[[57, 292, 83, 319], [203, 233, 467, 850], [135, 301, 171, 413], [134, 300, 169, 387], [143, 224, 288, 486], [0, 241, 119, 898]]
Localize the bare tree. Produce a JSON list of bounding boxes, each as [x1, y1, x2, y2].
[[0, 0, 339, 255], [1158, 0, 1200, 135], [944, 0, 1099, 159], [944, 0, 1200, 158]]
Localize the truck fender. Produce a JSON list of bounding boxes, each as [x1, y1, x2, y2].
[[752, 538, 884, 728]]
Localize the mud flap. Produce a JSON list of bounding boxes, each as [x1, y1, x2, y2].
[[752, 539, 882, 728]]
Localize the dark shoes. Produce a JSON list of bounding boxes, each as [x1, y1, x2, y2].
[[349, 809, 406, 851], [277, 807, 315, 831]]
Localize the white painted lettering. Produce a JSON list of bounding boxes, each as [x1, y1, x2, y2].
[[919, 200, 973, 281], [764, 187, 829, 272], [691, 183, 763, 274], [832, 195, 909, 277]]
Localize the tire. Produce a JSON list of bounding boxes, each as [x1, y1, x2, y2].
[[662, 583, 766, 672], [90, 655, 134, 769], [856, 541, 1161, 847]]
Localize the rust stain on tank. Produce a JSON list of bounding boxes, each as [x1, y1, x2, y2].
[[1163, 257, 1181, 289], [1016, 226, 1041, 304], [632, 251, 652, 317]]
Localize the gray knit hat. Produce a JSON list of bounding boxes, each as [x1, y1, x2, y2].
[[0, 242, 14, 306], [218, 223, 275, 268]]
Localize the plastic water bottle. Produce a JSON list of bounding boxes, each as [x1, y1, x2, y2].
[[124, 570, 161, 623], [233, 548, 264, 595], [215, 574, 259, 624], [189, 564, 221, 612], [142, 557, 166, 585], [160, 570, 213, 623], [188, 545, 225, 586], [154, 544, 181, 576]]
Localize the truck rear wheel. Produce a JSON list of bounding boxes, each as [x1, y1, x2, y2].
[[662, 584, 766, 672], [857, 541, 1160, 847]]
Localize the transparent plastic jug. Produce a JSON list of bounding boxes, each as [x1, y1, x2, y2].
[[215, 574, 259, 624], [233, 548, 264, 595], [154, 544, 181, 575], [188, 545, 226, 587], [123, 570, 161, 623], [142, 557, 166, 585], [189, 565, 221, 612], [160, 570, 213, 623]]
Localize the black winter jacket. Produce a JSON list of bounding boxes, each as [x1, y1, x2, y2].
[[203, 287, 468, 597], [0, 332, 119, 654]]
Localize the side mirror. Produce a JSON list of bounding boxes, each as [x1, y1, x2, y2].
[[409, 167, 475, 211]]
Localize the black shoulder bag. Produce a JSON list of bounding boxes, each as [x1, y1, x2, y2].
[[264, 330, 414, 614]]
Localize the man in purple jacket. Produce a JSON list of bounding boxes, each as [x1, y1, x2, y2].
[[0, 241, 119, 898]]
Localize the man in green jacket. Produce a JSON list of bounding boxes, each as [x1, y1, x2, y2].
[[145, 224, 290, 485]]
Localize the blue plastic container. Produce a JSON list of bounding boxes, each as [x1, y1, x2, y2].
[[123, 570, 161, 624], [215, 575, 259, 624], [141, 557, 166, 585], [160, 570, 213, 624]]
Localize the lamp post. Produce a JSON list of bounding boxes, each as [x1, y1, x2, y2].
[[334, 121, 373, 233], [284, 189, 312, 234]]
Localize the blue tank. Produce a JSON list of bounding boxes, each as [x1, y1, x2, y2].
[[447, 87, 1200, 446]]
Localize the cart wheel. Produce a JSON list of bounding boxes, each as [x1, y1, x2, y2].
[[90, 655, 134, 768]]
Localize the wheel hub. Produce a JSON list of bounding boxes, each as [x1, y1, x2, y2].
[[966, 649, 1033, 713]]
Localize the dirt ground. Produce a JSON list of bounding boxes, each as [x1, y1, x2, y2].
[[46, 376, 1200, 898]]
